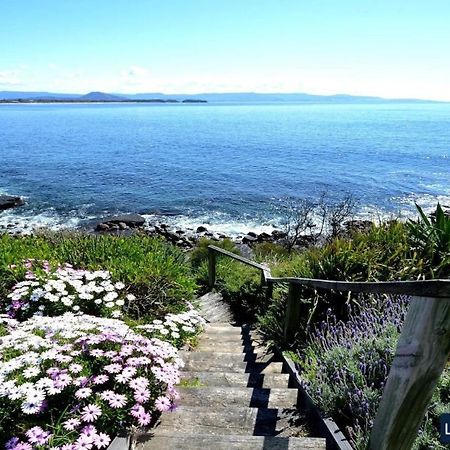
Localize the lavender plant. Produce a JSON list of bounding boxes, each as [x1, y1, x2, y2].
[[298, 296, 408, 448], [298, 295, 449, 449]]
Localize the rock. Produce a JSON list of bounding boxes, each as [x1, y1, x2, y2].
[[96, 213, 145, 230], [257, 232, 272, 242], [165, 231, 181, 242], [176, 230, 185, 235], [344, 220, 373, 234], [246, 231, 257, 238], [118, 222, 128, 230], [96, 223, 110, 232], [242, 234, 258, 245], [236, 244, 254, 259], [0, 195, 25, 211], [196, 226, 208, 233], [272, 230, 287, 239]]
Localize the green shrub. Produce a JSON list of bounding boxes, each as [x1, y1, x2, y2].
[[189, 237, 239, 269], [407, 203, 450, 278]]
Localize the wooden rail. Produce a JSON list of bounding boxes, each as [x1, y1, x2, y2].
[[207, 245, 450, 450]]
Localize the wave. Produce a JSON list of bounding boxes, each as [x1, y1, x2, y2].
[[1, 192, 449, 237]]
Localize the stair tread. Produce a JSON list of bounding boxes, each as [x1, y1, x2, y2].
[[156, 406, 309, 437], [136, 433, 326, 449], [180, 371, 290, 388], [178, 386, 298, 408]]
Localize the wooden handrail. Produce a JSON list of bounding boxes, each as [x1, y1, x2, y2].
[[208, 245, 270, 271], [207, 244, 450, 450], [208, 245, 450, 297]]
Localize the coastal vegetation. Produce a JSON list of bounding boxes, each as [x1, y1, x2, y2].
[[0, 203, 448, 449], [193, 203, 450, 449], [0, 233, 203, 449]]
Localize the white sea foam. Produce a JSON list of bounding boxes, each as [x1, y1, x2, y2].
[[1, 192, 448, 237], [142, 213, 279, 237], [0, 211, 82, 235]]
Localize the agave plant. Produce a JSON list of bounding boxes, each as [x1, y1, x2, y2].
[[407, 203, 450, 278]]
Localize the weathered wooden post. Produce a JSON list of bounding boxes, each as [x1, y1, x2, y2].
[[368, 295, 450, 450], [208, 247, 216, 289], [284, 282, 302, 341]]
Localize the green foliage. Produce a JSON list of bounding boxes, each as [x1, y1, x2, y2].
[[252, 242, 290, 262], [0, 231, 197, 318], [413, 368, 450, 450], [189, 237, 238, 269], [407, 203, 450, 278], [197, 257, 265, 320]]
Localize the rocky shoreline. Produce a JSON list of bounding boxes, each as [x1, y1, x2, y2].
[[2, 194, 449, 251], [93, 213, 289, 249]]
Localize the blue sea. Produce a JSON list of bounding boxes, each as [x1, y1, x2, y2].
[[0, 102, 449, 235]]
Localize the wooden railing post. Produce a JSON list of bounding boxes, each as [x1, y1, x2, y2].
[[284, 283, 302, 341], [208, 247, 216, 289], [368, 295, 450, 450]]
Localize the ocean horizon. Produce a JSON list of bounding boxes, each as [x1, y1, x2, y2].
[[1, 101, 449, 235]]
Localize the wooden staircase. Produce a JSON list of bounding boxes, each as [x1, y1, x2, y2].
[[136, 294, 326, 449]]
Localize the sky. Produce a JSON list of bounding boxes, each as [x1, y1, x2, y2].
[[1, 0, 450, 100]]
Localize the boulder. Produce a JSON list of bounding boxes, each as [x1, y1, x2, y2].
[[0, 195, 25, 211], [97, 223, 110, 232], [257, 232, 272, 242], [96, 213, 145, 230], [272, 230, 287, 239], [343, 220, 373, 234], [246, 231, 257, 238], [242, 234, 258, 245], [196, 226, 208, 233]]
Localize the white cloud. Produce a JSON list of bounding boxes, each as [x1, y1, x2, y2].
[[0, 70, 22, 86], [4, 64, 450, 101]]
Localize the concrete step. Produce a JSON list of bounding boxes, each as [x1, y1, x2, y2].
[[180, 371, 291, 388], [180, 351, 283, 372], [156, 406, 306, 437], [136, 433, 326, 449], [178, 386, 298, 408]]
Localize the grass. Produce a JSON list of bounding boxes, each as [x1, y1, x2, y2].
[[178, 377, 204, 388]]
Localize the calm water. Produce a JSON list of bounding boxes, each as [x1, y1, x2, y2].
[[0, 102, 449, 234]]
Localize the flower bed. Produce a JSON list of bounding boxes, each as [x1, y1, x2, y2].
[[137, 305, 206, 348], [4, 260, 132, 321], [0, 313, 185, 449], [0, 256, 206, 450]]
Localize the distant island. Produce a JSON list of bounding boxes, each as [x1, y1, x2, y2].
[[0, 90, 444, 104], [0, 91, 208, 104]]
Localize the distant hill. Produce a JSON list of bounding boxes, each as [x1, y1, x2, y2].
[[78, 91, 125, 101], [111, 92, 445, 104], [0, 91, 79, 100], [0, 90, 444, 104]]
